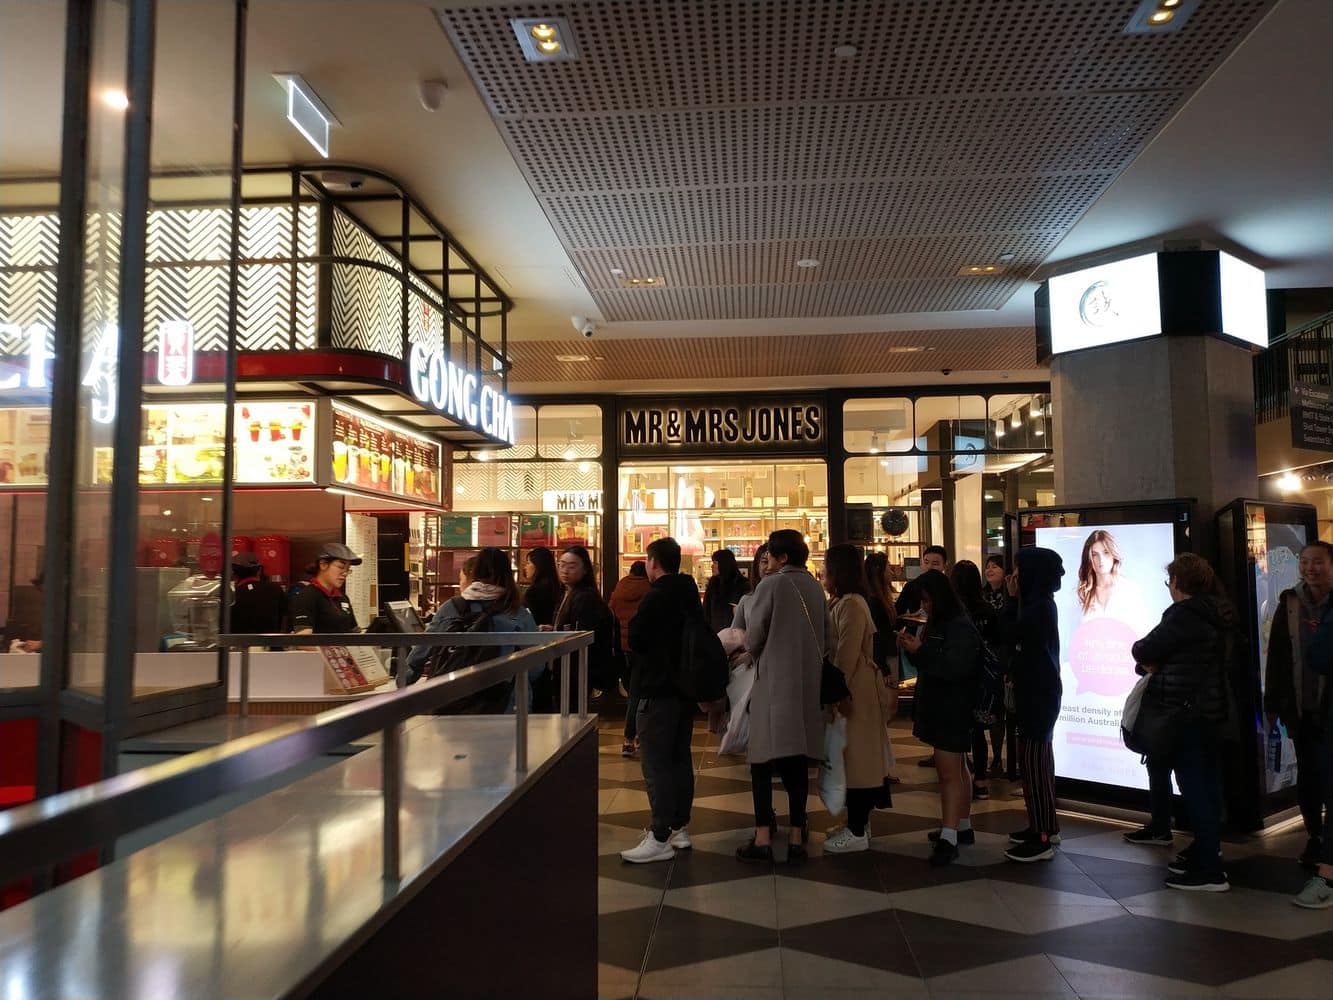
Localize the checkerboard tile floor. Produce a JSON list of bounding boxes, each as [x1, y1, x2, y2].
[[596, 717, 1333, 999]]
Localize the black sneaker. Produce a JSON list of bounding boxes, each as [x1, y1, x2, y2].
[[972, 784, 990, 801], [928, 827, 976, 845], [1165, 869, 1230, 892], [1005, 837, 1056, 863], [1168, 849, 1223, 876], [1299, 837, 1324, 870], [1008, 827, 1061, 846], [929, 838, 960, 866], [736, 839, 774, 864], [1123, 826, 1173, 846]]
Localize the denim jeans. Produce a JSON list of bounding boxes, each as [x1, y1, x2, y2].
[[1172, 722, 1224, 875]]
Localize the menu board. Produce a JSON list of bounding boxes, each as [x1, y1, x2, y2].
[[0, 408, 50, 485], [88, 401, 317, 487], [331, 405, 442, 505]]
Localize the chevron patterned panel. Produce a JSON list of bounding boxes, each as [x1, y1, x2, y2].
[[407, 272, 444, 357], [453, 460, 601, 509], [0, 215, 60, 355], [331, 210, 402, 355]]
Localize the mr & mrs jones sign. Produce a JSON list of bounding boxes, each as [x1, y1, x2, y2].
[[619, 396, 825, 457]]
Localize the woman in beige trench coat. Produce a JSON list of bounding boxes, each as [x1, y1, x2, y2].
[[822, 544, 892, 854]]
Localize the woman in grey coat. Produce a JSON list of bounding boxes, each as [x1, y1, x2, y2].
[[737, 529, 831, 863]]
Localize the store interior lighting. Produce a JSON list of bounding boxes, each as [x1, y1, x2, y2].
[[994, 418, 1006, 439], [868, 432, 880, 454], [1277, 472, 1303, 493], [1010, 407, 1023, 429]]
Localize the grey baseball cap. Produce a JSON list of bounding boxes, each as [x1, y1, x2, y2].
[[318, 542, 363, 565]]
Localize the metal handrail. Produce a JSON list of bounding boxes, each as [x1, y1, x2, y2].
[[0, 630, 593, 889]]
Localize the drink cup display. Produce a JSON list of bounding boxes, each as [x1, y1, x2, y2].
[[332, 440, 348, 482], [269, 421, 282, 442], [380, 453, 391, 486], [249, 420, 261, 443], [291, 420, 303, 441]]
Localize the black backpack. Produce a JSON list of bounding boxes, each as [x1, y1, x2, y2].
[[676, 612, 729, 702], [425, 598, 510, 713]]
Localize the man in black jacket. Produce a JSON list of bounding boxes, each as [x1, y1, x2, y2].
[[620, 537, 702, 864]]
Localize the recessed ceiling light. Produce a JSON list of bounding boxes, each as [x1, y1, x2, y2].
[[833, 44, 858, 59], [511, 16, 579, 61], [795, 258, 820, 269], [1149, 10, 1173, 24], [1125, 0, 1196, 34], [272, 73, 339, 158], [959, 263, 1000, 275], [102, 89, 129, 111], [617, 275, 665, 288], [554, 354, 591, 363], [885, 346, 926, 354]]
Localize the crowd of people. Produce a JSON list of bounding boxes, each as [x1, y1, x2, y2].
[[394, 529, 1333, 909]]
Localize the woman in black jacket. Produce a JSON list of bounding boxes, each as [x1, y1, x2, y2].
[[545, 546, 615, 708], [1002, 546, 1065, 863], [952, 560, 1000, 801], [1130, 553, 1234, 892], [703, 549, 750, 634], [898, 570, 979, 866]]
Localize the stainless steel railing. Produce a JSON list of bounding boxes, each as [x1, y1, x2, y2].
[[0, 630, 593, 890]]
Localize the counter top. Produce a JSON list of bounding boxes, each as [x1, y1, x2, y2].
[[0, 713, 596, 1000]]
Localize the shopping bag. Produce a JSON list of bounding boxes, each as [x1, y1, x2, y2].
[[818, 716, 848, 815], [719, 663, 755, 755], [1121, 672, 1176, 758]]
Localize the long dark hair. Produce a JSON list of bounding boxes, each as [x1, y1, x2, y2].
[[705, 549, 748, 610], [527, 546, 557, 588], [472, 547, 521, 612], [950, 560, 986, 616], [864, 550, 895, 621], [561, 545, 599, 591], [748, 543, 768, 588], [916, 569, 963, 625], [824, 543, 868, 599]]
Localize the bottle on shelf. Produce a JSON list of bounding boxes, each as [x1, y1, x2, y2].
[[718, 482, 729, 506], [743, 478, 754, 507], [692, 477, 705, 509], [788, 470, 810, 507]]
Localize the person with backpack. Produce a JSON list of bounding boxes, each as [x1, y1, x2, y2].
[[620, 537, 711, 864], [736, 529, 829, 864], [404, 548, 536, 704]]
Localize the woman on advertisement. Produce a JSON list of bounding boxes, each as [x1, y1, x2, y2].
[[1076, 529, 1152, 634]]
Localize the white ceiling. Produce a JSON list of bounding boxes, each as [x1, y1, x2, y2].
[[3, 0, 1332, 395]]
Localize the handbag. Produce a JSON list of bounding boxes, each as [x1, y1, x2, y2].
[[787, 576, 850, 706], [1122, 672, 1177, 758], [818, 716, 848, 814]]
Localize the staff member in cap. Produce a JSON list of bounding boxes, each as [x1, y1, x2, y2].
[[290, 543, 362, 635], [230, 553, 287, 637]]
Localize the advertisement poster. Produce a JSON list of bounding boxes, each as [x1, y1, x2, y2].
[[0, 408, 50, 485], [1035, 521, 1175, 789], [1249, 507, 1305, 792], [235, 402, 315, 483], [331, 405, 441, 505]]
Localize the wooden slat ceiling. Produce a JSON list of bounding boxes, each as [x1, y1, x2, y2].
[[506, 326, 1035, 389], [438, 0, 1276, 328]]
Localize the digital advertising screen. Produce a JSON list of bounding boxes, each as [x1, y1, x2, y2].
[[1034, 520, 1178, 790], [1046, 252, 1162, 357]]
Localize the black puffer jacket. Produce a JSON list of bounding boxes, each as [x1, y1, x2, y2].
[[1131, 594, 1234, 725]]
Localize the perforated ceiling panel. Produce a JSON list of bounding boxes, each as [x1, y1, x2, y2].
[[507, 327, 1035, 387], [438, 0, 1275, 322]]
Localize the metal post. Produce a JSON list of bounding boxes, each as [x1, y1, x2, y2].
[[558, 653, 570, 717], [515, 668, 529, 773], [577, 644, 589, 717], [382, 721, 401, 882], [238, 645, 250, 718]]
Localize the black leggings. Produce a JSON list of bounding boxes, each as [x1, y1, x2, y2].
[[751, 755, 810, 829], [846, 786, 879, 837]]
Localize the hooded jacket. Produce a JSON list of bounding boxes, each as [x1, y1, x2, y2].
[[1003, 546, 1065, 741], [628, 572, 705, 698], [608, 573, 652, 652], [1132, 593, 1234, 725]]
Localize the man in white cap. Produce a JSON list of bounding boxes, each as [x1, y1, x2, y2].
[[290, 542, 363, 635]]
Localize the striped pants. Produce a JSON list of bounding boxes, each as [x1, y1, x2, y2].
[[1020, 737, 1059, 837]]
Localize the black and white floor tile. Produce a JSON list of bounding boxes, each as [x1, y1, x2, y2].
[[596, 718, 1333, 999]]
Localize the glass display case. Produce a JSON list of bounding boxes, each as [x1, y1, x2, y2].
[[619, 461, 828, 590]]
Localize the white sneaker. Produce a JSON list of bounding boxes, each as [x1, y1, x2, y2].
[[823, 826, 869, 854], [620, 830, 675, 864], [668, 826, 692, 850]]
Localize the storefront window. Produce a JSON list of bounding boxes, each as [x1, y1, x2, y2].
[[843, 456, 927, 583], [537, 404, 602, 460], [989, 392, 1051, 450], [842, 398, 914, 453], [914, 395, 986, 452], [620, 461, 828, 590]]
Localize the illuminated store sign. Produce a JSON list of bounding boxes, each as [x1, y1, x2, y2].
[[620, 397, 825, 457], [542, 490, 602, 512], [1040, 249, 1268, 359], [407, 343, 515, 445], [156, 320, 195, 387], [1047, 253, 1162, 356]]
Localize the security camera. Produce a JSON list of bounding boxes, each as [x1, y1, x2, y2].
[[571, 315, 597, 338], [941, 368, 952, 376]]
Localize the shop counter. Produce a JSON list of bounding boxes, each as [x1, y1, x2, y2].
[[0, 713, 599, 1000]]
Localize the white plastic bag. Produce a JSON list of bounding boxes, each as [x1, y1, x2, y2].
[[719, 663, 755, 755], [1120, 672, 1151, 749], [818, 716, 848, 815]]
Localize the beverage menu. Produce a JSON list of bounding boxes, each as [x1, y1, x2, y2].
[[331, 405, 441, 505], [235, 402, 314, 483], [0, 408, 50, 485], [121, 402, 315, 486]]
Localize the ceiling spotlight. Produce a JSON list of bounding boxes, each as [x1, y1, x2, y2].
[[476, 450, 491, 462], [1149, 10, 1174, 24], [960, 263, 999, 275], [1034, 416, 1046, 438], [869, 432, 880, 455], [102, 89, 129, 111], [1277, 472, 1302, 493], [1125, 0, 1196, 33], [1010, 408, 1022, 429], [511, 16, 579, 61], [554, 353, 591, 363], [795, 258, 820, 269], [995, 418, 1006, 439]]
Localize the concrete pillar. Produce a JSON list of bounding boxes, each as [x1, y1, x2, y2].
[[1051, 335, 1257, 551]]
